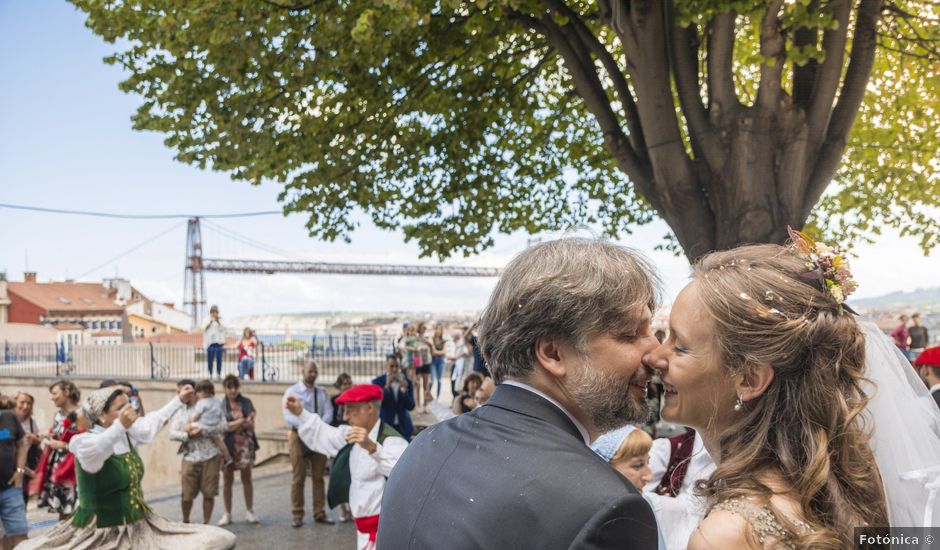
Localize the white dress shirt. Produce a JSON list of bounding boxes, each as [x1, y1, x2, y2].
[[282, 381, 333, 428], [69, 396, 183, 474], [643, 431, 716, 550]]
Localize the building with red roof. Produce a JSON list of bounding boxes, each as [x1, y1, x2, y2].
[[5, 272, 145, 351]]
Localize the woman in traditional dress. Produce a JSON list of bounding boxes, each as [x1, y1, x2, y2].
[[18, 384, 236, 550], [31, 381, 81, 520]]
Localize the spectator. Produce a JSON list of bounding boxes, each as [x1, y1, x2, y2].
[[609, 429, 654, 491], [237, 328, 257, 380], [452, 373, 483, 416], [12, 392, 41, 504], [414, 322, 433, 414], [401, 324, 419, 381], [31, 380, 81, 520], [372, 355, 416, 441], [0, 403, 28, 550], [190, 380, 233, 466], [891, 314, 911, 359], [429, 326, 447, 402], [282, 360, 334, 528], [169, 378, 226, 524], [393, 321, 408, 362], [204, 305, 226, 380], [330, 373, 354, 428], [910, 313, 929, 362], [447, 330, 469, 398], [218, 375, 260, 526], [465, 322, 489, 377]]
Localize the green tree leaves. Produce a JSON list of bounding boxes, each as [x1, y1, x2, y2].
[[69, 0, 938, 258]]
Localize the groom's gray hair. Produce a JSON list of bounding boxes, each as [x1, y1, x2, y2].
[[479, 237, 661, 384]]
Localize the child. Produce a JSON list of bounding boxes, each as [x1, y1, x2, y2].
[[191, 379, 232, 465], [609, 428, 654, 491]]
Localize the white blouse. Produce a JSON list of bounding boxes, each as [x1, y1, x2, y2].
[[69, 396, 183, 474], [289, 409, 407, 518]]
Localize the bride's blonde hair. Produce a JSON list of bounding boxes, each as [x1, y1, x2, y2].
[[692, 243, 887, 549]]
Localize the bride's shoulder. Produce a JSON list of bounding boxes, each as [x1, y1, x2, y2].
[[688, 506, 760, 550], [691, 494, 809, 550]]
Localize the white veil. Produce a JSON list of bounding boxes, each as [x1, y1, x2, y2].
[[861, 321, 940, 527]]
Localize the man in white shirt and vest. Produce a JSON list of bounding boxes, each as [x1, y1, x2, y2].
[[283, 360, 334, 528], [285, 384, 407, 550]]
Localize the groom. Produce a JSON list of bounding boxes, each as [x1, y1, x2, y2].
[[377, 238, 661, 549]]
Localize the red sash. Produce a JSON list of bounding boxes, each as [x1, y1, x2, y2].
[[354, 514, 380, 542]]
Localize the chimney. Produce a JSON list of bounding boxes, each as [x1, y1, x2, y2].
[[24, 272, 37, 283]]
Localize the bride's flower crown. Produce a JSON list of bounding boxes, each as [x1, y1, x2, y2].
[[787, 227, 858, 305]]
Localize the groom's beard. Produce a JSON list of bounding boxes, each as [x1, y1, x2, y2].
[[566, 358, 651, 434]]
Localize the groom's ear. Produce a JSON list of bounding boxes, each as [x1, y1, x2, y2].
[[735, 363, 774, 402], [534, 337, 569, 378]]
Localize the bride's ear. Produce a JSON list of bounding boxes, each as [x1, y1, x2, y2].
[[735, 363, 774, 402]]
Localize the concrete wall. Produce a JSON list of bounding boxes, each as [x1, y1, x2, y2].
[[0, 376, 309, 491]]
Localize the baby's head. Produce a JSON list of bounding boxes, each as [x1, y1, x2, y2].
[[610, 429, 653, 491], [195, 379, 215, 399]]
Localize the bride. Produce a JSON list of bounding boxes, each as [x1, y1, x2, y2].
[[644, 230, 940, 549]]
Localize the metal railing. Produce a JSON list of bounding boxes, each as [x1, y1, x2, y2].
[[1, 335, 398, 384]]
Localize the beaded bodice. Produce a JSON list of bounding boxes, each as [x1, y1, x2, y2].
[[712, 497, 812, 550]]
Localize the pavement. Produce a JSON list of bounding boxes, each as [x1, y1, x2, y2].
[[26, 462, 358, 548]]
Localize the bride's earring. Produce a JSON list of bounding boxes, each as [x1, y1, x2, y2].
[[734, 396, 744, 412]]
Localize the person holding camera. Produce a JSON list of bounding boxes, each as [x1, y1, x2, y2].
[[371, 355, 415, 441]]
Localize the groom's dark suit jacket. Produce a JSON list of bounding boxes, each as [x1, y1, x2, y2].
[[376, 384, 659, 549]]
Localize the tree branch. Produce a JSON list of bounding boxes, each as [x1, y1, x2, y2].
[[610, 0, 716, 258], [541, 0, 647, 154], [791, 0, 820, 108], [666, 7, 722, 169], [802, 0, 883, 220], [805, 0, 851, 146], [512, 10, 659, 209], [757, 0, 785, 112], [707, 10, 738, 121]]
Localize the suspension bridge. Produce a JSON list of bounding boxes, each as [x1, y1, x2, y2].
[[0, 203, 506, 329], [183, 217, 501, 328]]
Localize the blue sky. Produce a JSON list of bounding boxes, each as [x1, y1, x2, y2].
[[0, 1, 935, 319]]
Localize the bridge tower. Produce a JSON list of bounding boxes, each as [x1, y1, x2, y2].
[[183, 217, 207, 329]]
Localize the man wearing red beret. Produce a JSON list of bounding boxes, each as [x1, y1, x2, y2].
[[285, 383, 407, 549], [914, 347, 940, 409]]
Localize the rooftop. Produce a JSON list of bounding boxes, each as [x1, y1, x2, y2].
[[9, 281, 124, 313]]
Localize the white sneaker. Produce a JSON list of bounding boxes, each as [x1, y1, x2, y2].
[[245, 511, 260, 524], [217, 512, 231, 526]]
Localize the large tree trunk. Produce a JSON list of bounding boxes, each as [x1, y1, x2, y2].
[[527, 0, 882, 260]]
